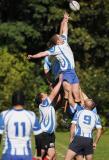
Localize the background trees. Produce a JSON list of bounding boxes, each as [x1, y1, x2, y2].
[[0, 0, 109, 118]]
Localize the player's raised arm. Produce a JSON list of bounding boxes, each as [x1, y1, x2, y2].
[[59, 12, 69, 35], [27, 51, 49, 59], [48, 74, 62, 103]]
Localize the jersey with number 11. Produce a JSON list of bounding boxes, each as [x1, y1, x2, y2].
[[0, 109, 42, 156]]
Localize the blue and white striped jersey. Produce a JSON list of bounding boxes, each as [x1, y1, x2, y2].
[[39, 97, 56, 133], [44, 56, 60, 79], [47, 34, 75, 72], [73, 103, 97, 114], [44, 56, 52, 72], [72, 109, 102, 138], [0, 109, 42, 156]]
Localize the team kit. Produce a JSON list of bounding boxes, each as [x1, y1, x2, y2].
[[0, 2, 102, 160]]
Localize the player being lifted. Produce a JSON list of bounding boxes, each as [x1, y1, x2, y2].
[[28, 12, 80, 108]]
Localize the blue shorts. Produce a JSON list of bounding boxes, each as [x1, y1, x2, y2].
[[69, 136, 93, 155], [63, 69, 79, 84], [2, 154, 32, 160]]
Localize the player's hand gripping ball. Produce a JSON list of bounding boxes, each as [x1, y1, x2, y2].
[[69, 0, 80, 11]]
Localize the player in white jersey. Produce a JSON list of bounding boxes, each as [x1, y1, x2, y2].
[[35, 74, 62, 160], [64, 99, 102, 160], [44, 56, 60, 87], [27, 12, 80, 104], [0, 90, 42, 160]]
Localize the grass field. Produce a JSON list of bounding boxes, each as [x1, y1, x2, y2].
[[56, 131, 109, 160], [0, 130, 109, 160]]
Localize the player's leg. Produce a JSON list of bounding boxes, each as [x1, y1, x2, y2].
[[85, 154, 93, 160], [63, 69, 80, 103], [84, 138, 93, 160], [71, 83, 80, 103], [63, 81, 75, 107], [76, 155, 84, 160], [64, 149, 76, 160], [47, 132, 56, 160], [47, 147, 56, 160], [62, 81, 75, 123]]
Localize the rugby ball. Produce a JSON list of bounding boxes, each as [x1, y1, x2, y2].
[[69, 0, 80, 11]]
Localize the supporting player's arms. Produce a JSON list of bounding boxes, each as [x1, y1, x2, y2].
[[93, 128, 102, 149], [28, 51, 49, 59], [45, 72, 53, 88], [48, 74, 62, 103]]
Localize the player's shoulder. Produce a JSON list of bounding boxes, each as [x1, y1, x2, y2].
[[1, 109, 12, 118], [39, 97, 51, 108], [48, 45, 59, 53], [61, 33, 67, 40], [24, 110, 36, 117], [85, 109, 98, 118], [48, 46, 56, 52], [75, 109, 83, 117]]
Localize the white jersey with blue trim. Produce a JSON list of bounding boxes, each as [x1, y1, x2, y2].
[[0, 109, 42, 156], [44, 56, 60, 79], [47, 34, 75, 72], [39, 97, 56, 133], [44, 56, 52, 72], [73, 103, 97, 114], [72, 109, 102, 138]]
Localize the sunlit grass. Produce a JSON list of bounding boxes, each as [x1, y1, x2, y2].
[[0, 130, 109, 159]]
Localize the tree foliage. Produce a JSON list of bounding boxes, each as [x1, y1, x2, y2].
[[0, 48, 48, 111], [0, 0, 109, 116]]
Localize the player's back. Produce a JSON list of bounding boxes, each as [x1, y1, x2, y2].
[[1, 109, 35, 155], [39, 97, 56, 133], [73, 109, 101, 138]]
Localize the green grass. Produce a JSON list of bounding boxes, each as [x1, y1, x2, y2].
[[56, 131, 109, 160], [0, 130, 109, 159]]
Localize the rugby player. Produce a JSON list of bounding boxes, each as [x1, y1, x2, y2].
[[0, 90, 42, 160], [28, 12, 80, 104], [35, 74, 62, 160], [64, 99, 102, 160]]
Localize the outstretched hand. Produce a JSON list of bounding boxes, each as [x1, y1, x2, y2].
[[64, 11, 70, 20], [27, 55, 33, 59]]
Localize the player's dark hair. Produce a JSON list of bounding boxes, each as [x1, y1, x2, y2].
[[35, 93, 42, 106], [12, 90, 25, 106], [51, 34, 59, 44]]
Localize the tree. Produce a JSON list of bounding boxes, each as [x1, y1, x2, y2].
[[0, 48, 48, 111]]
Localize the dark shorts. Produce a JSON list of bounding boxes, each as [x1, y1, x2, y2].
[[41, 132, 55, 150], [69, 136, 93, 155], [63, 69, 79, 84], [2, 154, 32, 160]]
